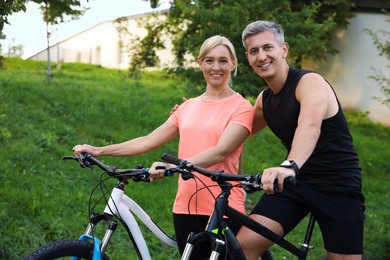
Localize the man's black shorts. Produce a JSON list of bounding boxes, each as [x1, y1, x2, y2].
[[250, 180, 365, 254]]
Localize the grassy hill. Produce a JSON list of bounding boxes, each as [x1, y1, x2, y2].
[[1, 57, 389, 259]]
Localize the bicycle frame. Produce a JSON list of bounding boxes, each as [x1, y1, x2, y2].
[[182, 180, 315, 260], [223, 204, 315, 259], [23, 154, 178, 260], [80, 183, 177, 259], [159, 153, 315, 260], [81, 184, 177, 259]]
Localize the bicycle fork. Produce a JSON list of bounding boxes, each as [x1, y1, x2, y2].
[[180, 197, 229, 260], [181, 231, 230, 260], [83, 212, 118, 257], [181, 187, 246, 260]]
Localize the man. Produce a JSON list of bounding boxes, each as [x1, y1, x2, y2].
[[236, 20, 365, 260]]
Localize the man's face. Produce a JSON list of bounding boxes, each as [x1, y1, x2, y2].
[[245, 30, 288, 79]]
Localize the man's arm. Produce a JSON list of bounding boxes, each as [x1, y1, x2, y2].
[[170, 97, 187, 115], [262, 73, 335, 194], [252, 91, 267, 135], [287, 73, 336, 167]]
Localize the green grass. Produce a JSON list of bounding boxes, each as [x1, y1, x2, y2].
[[1, 57, 389, 259]]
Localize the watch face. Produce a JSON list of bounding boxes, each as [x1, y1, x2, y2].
[[280, 160, 299, 175], [281, 160, 292, 166]]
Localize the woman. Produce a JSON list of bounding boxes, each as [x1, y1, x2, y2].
[[73, 35, 254, 258]]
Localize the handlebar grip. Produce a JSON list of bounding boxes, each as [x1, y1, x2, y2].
[[155, 165, 173, 177], [82, 152, 91, 157], [285, 176, 297, 186], [161, 153, 182, 165]]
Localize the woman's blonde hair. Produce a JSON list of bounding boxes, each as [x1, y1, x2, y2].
[[198, 35, 238, 77]]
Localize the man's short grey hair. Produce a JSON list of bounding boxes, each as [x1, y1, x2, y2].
[[242, 21, 285, 49]]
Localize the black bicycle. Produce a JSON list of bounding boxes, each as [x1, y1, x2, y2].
[[161, 153, 318, 260]]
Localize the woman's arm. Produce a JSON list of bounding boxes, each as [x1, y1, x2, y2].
[[186, 124, 250, 168], [73, 120, 179, 157]]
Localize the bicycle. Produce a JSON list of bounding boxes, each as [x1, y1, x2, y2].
[[160, 153, 319, 260], [23, 153, 178, 260]]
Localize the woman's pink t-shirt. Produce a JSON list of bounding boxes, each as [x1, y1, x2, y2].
[[168, 93, 254, 215]]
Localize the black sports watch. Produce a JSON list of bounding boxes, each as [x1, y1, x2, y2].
[[280, 160, 299, 175]]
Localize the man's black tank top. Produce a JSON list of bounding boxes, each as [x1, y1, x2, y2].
[[262, 68, 362, 191]]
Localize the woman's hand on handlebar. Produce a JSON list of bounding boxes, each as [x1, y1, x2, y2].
[[149, 161, 168, 182], [261, 167, 296, 194], [73, 144, 100, 157]]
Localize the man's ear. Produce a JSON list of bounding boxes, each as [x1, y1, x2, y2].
[[245, 51, 252, 66], [282, 42, 289, 58]]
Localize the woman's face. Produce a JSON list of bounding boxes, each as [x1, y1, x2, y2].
[[198, 45, 236, 88]]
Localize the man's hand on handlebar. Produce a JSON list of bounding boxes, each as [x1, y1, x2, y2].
[[261, 167, 296, 194]]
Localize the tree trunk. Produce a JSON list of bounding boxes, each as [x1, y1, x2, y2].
[[46, 20, 52, 77]]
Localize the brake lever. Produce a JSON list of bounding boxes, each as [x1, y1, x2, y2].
[[155, 165, 194, 180], [243, 174, 262, 194], [132, 164, 150, 182], [62, 155, 91, 168]]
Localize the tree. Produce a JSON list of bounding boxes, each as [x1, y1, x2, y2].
[[142, 0, 161, 9], [6, 40, 24, 57], [364, 13, 390, 108], [0, 0, 27, 67], [135, 0, 355, 97], [33, 0, 88, 76], [0, 0, 87, 73], [115, 13, 166, 76]]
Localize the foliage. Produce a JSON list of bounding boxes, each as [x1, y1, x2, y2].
[[364, 12, 390, 108], [1, 58, 389, 259], [0, 0, 27, 66], [144, 0, 160, 9], [33, 0, 86, 25], [119, 13, 167, 76], [132, 0, 354, 97], [0, 0, 27, 32], [4, 43, 24, 57]]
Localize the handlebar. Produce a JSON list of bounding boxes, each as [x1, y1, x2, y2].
[[161, 153, 254, 181], [63, 153, 150, 184], [161, 153, 296, 193], [64, 152, 296, 192]]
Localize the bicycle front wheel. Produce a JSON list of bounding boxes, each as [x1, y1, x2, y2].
[[23, 239, 110, 260]]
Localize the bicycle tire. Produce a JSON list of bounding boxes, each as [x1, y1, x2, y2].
[[23, 239, 110, 260]]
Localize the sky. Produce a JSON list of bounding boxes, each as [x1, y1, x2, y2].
[[1, 0, 170, 59]]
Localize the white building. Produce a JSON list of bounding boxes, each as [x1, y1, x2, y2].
[[29, 11, 176, 70], [29, 3, 390, 126], [304, 11, 389, 126]]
